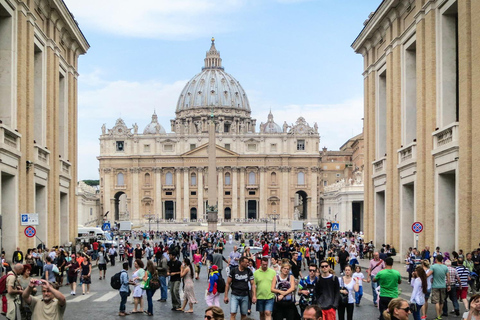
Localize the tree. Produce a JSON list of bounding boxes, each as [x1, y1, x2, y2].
[[83, 180, 99, 186]]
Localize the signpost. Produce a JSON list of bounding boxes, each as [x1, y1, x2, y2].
[[21, 213, 39, 226], [412, 222, 423, 249], [24, 226, 36, 238], [332, 222, 339, 232]]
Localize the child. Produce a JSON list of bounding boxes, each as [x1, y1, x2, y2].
[[352, 265, 365, 306]]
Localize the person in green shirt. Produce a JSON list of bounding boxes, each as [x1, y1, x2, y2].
[[373, 257, 401, 320], [254, 257, 276, 320], [427, 255, 450, 320]]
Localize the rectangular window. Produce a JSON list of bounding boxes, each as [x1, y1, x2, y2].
[[144, 144, 150, 152], [0, 5, 14, 128], [190, 144, 196, 150], [297, 140, 305, 151], [248, 191, 256, 195], [270, 143, 277, 152], [439, 0, 459, 126], [116, 141, 124, 151], [403, 37, 417, 144], [324, 181, 328, 186], [247, 144, 257, 151], [224, 144, 230, 150], [377, 67, 387, 158], [165, 191, 173, 196], [164, 144, 173, 151], [225, 191, 231, 195], [190, 191, 197, 196]]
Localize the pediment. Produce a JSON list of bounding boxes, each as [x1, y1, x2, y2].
[[182, 143, 239, 157]]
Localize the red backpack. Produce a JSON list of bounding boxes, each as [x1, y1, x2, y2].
[[0, 272, 14, 294]]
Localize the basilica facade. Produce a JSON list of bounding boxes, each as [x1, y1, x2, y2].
[[98, 40, 361, 228]]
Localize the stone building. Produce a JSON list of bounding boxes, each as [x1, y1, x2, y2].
[[98, 39, 359, 227], [0, 0, 88, 252], [352, 0, 479, 254], [77, 181, 101, 227]]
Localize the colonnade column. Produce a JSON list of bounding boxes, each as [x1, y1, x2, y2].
[[183, 168, 189, 220], [130, 167, 141, 223], [217, 167, 224, 220], [154, 168, 162, 218], [259, 166, 267, 218], [232, 167, 238, 220], [197, 168, 204, 220], [281, 166, 290, 222], [239, 167, 246, 219], [310, 167, 318, 223], [175, 167, 182, 220]]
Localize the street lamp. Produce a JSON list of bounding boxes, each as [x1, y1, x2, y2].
[[145, 212, 155, 233], [268, 213, 280, 233], [261, 218, 269, 233]]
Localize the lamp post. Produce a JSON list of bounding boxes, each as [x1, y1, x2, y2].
[[269, 212, 280, 233], [262, 218, 269, 233], [145, 211, 155, 233]]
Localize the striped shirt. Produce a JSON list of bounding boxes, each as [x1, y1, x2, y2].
[[456, 265, 470, 287]]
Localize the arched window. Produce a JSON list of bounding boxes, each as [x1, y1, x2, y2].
[[225, 172, 231, 186], [248, 171, 256, 184], [298, 171, 305, 185], [191, 173, 197, 186], [117, 173, 124, 185], [165, 172, 173, 185], [271, 172, 277, 184], [145, 173, 151, 185]]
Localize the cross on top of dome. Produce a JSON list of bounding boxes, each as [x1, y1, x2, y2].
[[203, 37, 223, 70]]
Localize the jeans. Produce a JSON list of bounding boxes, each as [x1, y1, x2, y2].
[[119, 291, 128, 312], [127, 257, 133, 269], [371, 275, 379, 304], [355, 286, 363, 304], [412, 303, 423, 320], [169, 280, 181, 309], [159, 276, 168, 300], [146, 289, 156, 314], [442, 287, 459, 314]]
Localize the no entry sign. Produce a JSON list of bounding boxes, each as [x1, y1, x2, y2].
[[326, 221, 332, 228], [24, 226, 36, 238], [411, 222, 423, 233]]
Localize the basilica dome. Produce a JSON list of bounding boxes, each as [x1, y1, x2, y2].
[[143, 112, 166, 134], [176, 39, 250, 113]]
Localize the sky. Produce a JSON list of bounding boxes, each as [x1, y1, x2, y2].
[[64, 0, 381, 180]]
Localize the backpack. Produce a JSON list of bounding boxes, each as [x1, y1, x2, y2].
[[0, 273, 13, 294], [216, 273, 226, 293], [111, 270, 125, 290]]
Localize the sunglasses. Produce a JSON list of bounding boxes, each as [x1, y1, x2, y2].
[[204, 315, 213, 320], [399, 307, 411, 313], [320, 265, 329, 268], [309, 269, 316, 272]]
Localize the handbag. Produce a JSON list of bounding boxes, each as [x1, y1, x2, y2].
[[339, 277, 349, 305], [52, 265, 60, 274]]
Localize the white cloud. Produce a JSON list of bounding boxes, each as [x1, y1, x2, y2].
[[65, 0, 245, 39]]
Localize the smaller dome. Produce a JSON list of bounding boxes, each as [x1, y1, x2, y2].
[[143, 112, 166, 134], [261, 111, 282, 134]]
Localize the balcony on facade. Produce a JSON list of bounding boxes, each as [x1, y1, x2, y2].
[[432, 122, 459, 157], [246, 184, 259, 190], [372, 157, 386, 177], [34, 145, 50, 169], [0, 124, 22, 158], [397, 142, 417, 169], [59, 159, 71, 178], [162, 185, 175, 191], [115, 184, 127, 190]]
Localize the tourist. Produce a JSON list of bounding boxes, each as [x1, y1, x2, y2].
[[80, 255, 92, 295], [167, 252, 182, 311], [66, 254, 80, 296], [179, 258, 197, 313], [206, 265, 221, 307], [156, 249, 168, 302], [299, 264, 318, 316], [367, 252, 385, 307], [337, 265, 359, 320], [254, 257, 276, 320], [421, 259, 433, 319], [271, 262, 297, 320], [373, 257, 402, 320], [456, 257, 471, 312], [205, 306, 225, 320], [224, 256, 256, 320], [302, 305, 323, 320], [22, 279, 66, 319], [463, 294, 480, 320], [193, 249, 203, 280], [410, 266, 427, 320], [19, 264, 34, 320], [442, 259, 461, 317], [131, 259, 145, 314], [352, 265, 365, 306], [428, 255, 450, 320], [382, 298, 412, 320], [118, 262, 131, 317], [143, 260, 158, 316]]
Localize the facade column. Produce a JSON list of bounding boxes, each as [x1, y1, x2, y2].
[[239, 167, 246, 219], [183, 168, 189, 220], [130, 167, 141, 223], [232, 167, 238, 220], [310, 167, 319, 223], [217, 167, 224, 220], [154, 168, 162, 218], [281, 166, 290, 222], [197, 168, 204, 220], [175, 167, 182, 220], [259, 166, 267, 218], [103, 168, 112, 216]]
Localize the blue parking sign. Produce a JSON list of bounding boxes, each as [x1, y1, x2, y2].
[[21, 214, 28, 223]]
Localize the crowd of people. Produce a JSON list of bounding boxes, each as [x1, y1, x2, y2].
[[1, 229, 480, 320]]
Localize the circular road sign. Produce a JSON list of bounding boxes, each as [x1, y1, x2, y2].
[[24, 226, 36, 238], [411, 222, 423, 234], [326, 221, 332, 228]]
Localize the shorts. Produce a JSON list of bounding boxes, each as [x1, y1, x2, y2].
[[98, 263, 107, 271], [67, 274, 77, 284], [431, 288, 447, 304], [457, 287, 468, 300], [425, 289, 431, 300], [256, 298, 274, 312], [230, 294, 249, 315]]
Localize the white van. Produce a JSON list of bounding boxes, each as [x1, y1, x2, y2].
[[77, 226, 106, 239]]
